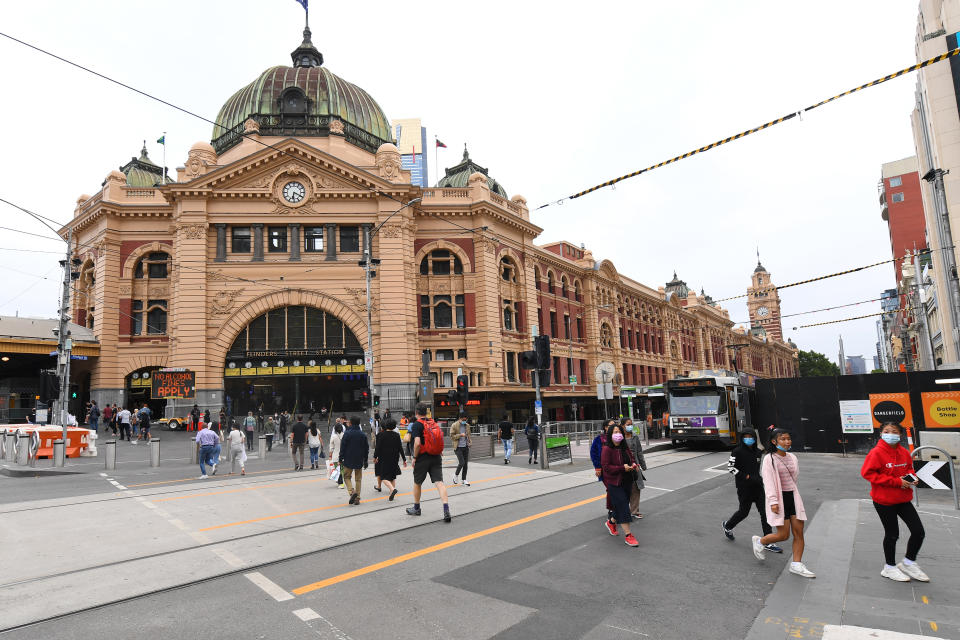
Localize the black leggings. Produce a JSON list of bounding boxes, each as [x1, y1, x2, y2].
[[873, 500, 925, 566], [454, 447, 469, 480], [527, 437, 539, 460], [726, 484, 773, 536]]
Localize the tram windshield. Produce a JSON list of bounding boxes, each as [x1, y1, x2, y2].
[[668, 390, 726, 416]]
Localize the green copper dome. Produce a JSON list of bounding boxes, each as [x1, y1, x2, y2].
[[118, 143, 169, 187], [436, 145, 508, 197], [212, 29, 393, 155]]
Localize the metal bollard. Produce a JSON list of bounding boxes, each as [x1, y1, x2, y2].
[[150, 438, 160, 467], [4, 432, 15, 462], [104, 440, 117, 470], [16, 434, 30, 466], [258, 435, 266, 459], [489, 435, 495, 458], [53, 439, 65, 467]]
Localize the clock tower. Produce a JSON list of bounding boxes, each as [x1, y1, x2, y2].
[[746, 257, 784, 342]]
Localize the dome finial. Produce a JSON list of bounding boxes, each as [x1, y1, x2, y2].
[[291, 24, 323, 68], [140, 140, 148, 160], [462, 143, 470, 162]]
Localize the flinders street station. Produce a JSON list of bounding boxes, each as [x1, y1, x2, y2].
[[61, 27, 797, 423]]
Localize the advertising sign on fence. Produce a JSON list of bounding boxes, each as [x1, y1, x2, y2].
[[920, 391, 960, 428], [868, 393, 913, 429], [838, 400, 872, 433]]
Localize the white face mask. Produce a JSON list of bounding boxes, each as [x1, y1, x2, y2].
[[881, 433, 901, 446]]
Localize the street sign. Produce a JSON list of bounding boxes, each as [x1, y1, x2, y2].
[[568, 375, 577, 384], [151, 370, 196, 399], [915, 460, 953, 490], [535, 400, 543, 415], [364, 350, 373, 371], [621, 385, 637, 397], [596, 382, 613, 400]]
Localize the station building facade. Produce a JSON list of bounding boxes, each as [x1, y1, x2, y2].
[[62, 29, 797, 423]]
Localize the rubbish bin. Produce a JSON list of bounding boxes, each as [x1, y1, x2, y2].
[[150, 438, 160, 467], [4, 431, 16, 462], [104, 439, 117, 471], [53, 439, 65, 467], [258, 435, 266, 459]]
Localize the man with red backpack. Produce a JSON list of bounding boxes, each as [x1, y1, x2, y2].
[[405, 403, 452, 522]]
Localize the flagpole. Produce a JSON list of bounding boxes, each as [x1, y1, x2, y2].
[[434, 137, 438, 187], [162, 131, 167, 185]]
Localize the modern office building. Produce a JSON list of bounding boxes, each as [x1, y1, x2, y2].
[[392, 118, 428, 187]]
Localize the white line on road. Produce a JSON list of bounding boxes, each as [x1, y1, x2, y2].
[[643, 485, 675, 492], [292, 607, 321, 621], [606, 624, 649, 636], [245, 571, 294, 601], [212, 547, 244, 568]]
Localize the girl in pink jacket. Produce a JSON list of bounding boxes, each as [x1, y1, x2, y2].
[[751, 428, 815, 578]]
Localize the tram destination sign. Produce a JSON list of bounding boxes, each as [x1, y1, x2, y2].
[[151, 369, 196, 399]]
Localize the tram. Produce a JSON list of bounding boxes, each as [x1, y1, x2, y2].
[[665, 370, 756, 446]]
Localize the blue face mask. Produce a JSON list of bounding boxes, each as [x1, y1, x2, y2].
[[626, 426, 633, 433], [743, 437, 755, 446], [881, 433, 901, 446], [776, 444, 790, 452]]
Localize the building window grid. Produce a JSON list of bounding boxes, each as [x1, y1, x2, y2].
[[231, 227, 252, 253]]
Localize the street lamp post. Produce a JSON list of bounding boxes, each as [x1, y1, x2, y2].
[[361, 197, 422, 434]]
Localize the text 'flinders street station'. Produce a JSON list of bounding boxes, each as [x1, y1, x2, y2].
[[62, 28, 797, 422]]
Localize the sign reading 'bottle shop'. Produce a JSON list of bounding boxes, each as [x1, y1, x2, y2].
[[920, 391, 960, 428]]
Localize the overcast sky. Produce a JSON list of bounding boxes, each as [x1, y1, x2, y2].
[[0, 0, 922, 366]]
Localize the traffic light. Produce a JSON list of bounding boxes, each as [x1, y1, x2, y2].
[[530, 367, 551, 389], [456, 375, 469, 407], [373, 394, 380, 407], [70, 384, 78, 399], [41, 372, 60, 400], [519, 351, 538, 370], [359, 389, 370, 408], [446, 389, 457, 404], [534, 335, 551, 369]]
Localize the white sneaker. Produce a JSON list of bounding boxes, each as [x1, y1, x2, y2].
[[881, 565, 911, 582], [464, 481, 470, 486], [752, 536, 766, 560], [198, 475, 208, 479], [452, 477, 459, 485], [789, 562, 816, 578], [897, 562, 929, 582]]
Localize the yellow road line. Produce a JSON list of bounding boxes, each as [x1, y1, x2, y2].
[[198, 471, 535, 532], [930, 622, 939, 632], [291, 493, 604, 594], [922, 595, 929, 605]]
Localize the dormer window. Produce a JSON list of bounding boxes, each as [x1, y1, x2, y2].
[[280, 88, 307, 114]]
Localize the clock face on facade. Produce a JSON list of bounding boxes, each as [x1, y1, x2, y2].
[[282, 181, 306, 203], [757, 306, 770, 317]]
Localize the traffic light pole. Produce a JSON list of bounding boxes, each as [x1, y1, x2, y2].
[[57, 229, 73, 445], [363, 224, 375, 433]]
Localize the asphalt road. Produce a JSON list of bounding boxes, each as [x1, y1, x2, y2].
[[0, 451, 886, 640]]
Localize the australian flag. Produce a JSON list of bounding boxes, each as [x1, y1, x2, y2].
[[294, 0, 307, 9]]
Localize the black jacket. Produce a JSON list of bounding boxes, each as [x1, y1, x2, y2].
[[727, 444, 763, 488], [339, 425, 369, 469]]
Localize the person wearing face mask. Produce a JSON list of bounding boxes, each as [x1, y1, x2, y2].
[[860, 422, 928, 583], [600, 423, 640, 547], [622, 419, 648, 519], [752, 428, 815, 578], [721, 428, 781, 553]]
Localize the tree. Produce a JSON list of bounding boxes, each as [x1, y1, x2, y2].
[[870, 368, 885, 374], [798, 349, 841, 377]]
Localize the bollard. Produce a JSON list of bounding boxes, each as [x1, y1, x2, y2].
[[104, 439, 117, 470], [258, 435, 266, 459], [4, 431, 15, 462], [489, 435, 495, 458], [190, 439, 198, 464], [53, 439, 65, 467], [16, 434, 30, 466], [150, 438, 160, 467]]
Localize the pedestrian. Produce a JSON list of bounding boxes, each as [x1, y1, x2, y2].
[[227, 422, 246, 476], [204, 408, 211, 425], [373, 418, 406, 500], [102, 403, 113, 436], [219, 407, 227, 431], [623, 419, 648, 519], [449, 414, 472, 486], [117, 406, 131, 441], [210, 418, 223, 467], [721, 428, 780, 552], [861, 422, 928, 582], [591, 420, 617, 524], [497, 414, 514, 464], [339, 416, 369, 505], [600, 422, 640, 547], [190, 404, 201, 431], [401, 413, 413, 458], [136, 403, 152, 442], [243, 411, 256, 451], [752, 428, 815, 578], [130, 408, 139, 440], [329, 422, 344, 488], [289, 414, 307, 471], [524, 416, 540, 464], [279, 410, 288, 442], [195, 420, 220, 479], [307, 421, 324, 470], [88, 401, 100, 433], [405, 403, 452, 522], [265, 414, 276, 451]]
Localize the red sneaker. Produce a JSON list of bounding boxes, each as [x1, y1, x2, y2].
[[605, 520, 618, 536], [624, 533, 639, 547]]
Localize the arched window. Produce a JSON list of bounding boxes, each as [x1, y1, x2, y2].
[[144, 300, 167, 335], [600, 323, 613, 348], [134, 252, 169, 279], [560, 276, 568, 299], [503, 300, 516, 331], [420, 294, 465, 329], [547, 271, 555, 293], [534, 267, 542, 291], [574, 279, 582, 302], [420, 249, 463, 276], [500, 256, 518, 283]]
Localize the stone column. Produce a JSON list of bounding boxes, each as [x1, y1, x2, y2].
[[288, 223, 301, 261], [252, 224, 264, 261], [325, 223, 337, 261], [214, 224, 226, 262]]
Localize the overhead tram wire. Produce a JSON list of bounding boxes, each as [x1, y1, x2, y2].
[[0, 225, 64, 242], [794, 309, 908, 330], [537, 47, 960, 209], [730, 296, 882, 325]]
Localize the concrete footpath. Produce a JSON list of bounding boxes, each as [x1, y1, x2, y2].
[[746, 496, 960, 640]]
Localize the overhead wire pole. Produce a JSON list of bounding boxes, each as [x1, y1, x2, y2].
[[56, 229, 73, 444]]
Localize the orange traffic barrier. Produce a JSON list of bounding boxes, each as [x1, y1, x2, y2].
[[19, 426, 91, 458]]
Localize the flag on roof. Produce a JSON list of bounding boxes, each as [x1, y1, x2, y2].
[[436, 139, 447, 148]]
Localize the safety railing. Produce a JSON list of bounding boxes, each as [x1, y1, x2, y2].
[[911, 445, 959, 511]]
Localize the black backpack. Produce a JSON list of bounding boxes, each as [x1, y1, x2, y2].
[[525, 423, 539, 438]]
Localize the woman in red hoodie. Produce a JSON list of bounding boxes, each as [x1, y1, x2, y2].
[[860, 422, 928, 583]]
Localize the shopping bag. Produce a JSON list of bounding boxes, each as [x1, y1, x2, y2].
[[241, 448, 248, 464], [328, 464, 341, 483]]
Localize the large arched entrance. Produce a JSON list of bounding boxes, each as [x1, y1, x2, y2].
[[223, 305, 367, 418]]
